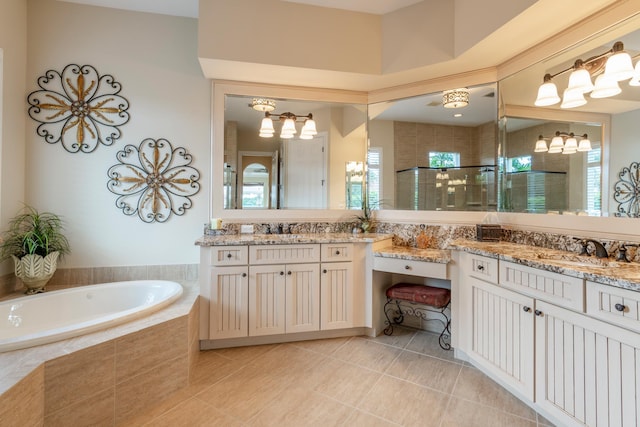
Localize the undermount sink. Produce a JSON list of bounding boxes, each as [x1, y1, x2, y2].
[[533, 253, 619, 268]]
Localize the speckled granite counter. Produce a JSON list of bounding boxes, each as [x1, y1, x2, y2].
[[373, 246, 451, 264], [195, 232, 392, 246], [449, 239, 640, 292]]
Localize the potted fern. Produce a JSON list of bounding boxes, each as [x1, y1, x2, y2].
[[0, 206, 70, 294]]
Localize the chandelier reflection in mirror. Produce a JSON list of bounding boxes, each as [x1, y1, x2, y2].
[[442, 88, 469, 108], [534, 41, 640, 109], [107, 138, 200, 223], [251, 98, 317, 139], [534, 131, 592, 154]]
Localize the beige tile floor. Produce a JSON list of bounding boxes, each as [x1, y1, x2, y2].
[[123, 328, 555, 427]]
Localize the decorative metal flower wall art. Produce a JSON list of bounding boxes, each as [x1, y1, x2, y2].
[[27, 64, 130, 153], [613, 161, 640, 218], [107, 138, 200, 223]]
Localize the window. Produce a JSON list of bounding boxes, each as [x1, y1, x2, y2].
[[429, 152, 460, 168], [586, 147, 601, 214], [367, 148, 382, 208], [242, 183, 265, 208], [506, 156, 532, 172]]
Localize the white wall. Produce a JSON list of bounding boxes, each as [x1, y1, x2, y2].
[[0, 0, 28, 275], [26, 0, 210, 268]]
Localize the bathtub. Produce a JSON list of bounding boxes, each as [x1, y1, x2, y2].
[[0, 280, 183, 353]]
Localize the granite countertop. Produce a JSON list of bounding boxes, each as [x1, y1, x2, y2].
[[449, 239, 640, 292], [195, 232, 393, 246], [373, 246, 451, 264]]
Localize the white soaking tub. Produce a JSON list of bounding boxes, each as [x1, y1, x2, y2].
[[0, 280, 183, 352]]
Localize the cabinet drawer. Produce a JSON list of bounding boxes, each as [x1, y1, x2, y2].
[[463, 253, 498, 283], [321, 243, 353, 262], [250, 244, 320, 264], [586, 281, 640, 333], [373, 256, 448, 279], [499, 261, 584, 311], [210, 245, 248, 266]]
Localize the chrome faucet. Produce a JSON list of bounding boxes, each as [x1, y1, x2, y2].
[[585, 239, 608, 258]]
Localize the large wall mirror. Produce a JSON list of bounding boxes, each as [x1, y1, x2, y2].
[[368, 83, 498, 212], [499, 13, 640, 218], [214, 82, 367, 217]]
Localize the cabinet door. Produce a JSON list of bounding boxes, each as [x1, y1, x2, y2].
[[249, 265, 286, 336], [320, 262, 354, 330], [286, 263, 320, 333], [469, 278, 535, 401], [536, 300, 640, 427], [209, 266, 249, 339]]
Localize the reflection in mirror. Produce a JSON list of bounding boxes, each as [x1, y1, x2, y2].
[[498, 14, 640, 217], [345, 161, 364, 209], [501, 117, 602, 215], [223, 94, 367, 210], [367, 83, 498, 211]]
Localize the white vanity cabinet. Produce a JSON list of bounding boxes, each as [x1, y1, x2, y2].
[[320, 243, 354, 330], [456, 251, 640, 427], [206, 246, 249, 340], [200, 241, 363, 346]]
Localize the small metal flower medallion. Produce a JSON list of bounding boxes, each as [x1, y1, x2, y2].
[[107, 138, 200, 223], [27, 64, 130, 153], [613, 161, 640, 218]]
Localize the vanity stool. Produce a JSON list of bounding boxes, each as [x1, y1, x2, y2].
[[383, 283, 451, 350]]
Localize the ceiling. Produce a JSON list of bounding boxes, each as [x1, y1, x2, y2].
[[59, 0, 425, 18]]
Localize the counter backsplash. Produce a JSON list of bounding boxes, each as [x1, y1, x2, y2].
[[210, 221, 639, 263]]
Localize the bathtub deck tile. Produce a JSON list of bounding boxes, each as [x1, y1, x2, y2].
[[44, 387, 114, 427], [0, 364, 44, 427]]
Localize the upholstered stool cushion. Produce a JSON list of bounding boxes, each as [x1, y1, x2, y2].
[[386, 283, 451, 308]]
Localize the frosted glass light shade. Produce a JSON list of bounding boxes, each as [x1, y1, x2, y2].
[[259, 117, 275, 136], [629, 61, 640, 87], [561, 88, 587, 109], [591, 74, 622, 98], [280, 118, 297, 138], [300, 119, 317, 139], [577, 138, 592, 152], [562, 136, 578, 154], [534, 82, 561, 106], [548, 136, 564, 153], [604, 51, 634, 81], [567, 68, 594, 93], [534, 137, 548, 152]]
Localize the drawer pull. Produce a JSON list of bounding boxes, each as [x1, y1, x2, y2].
[[405, 265, 412, 270], [534, 309, 543, 316], [523, 306, 531, 313], [226, 253, 232, 258], [287, 271, 292, 275], [322, 269, 327, 274], [615, 303, 626, 312], [280, 271, 284, 276], [477, 265, 485, 271], [335, 250, 341, 255], [241, 273, 247, 278]]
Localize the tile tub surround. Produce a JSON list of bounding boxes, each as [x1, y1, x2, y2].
[[0, 263, 198, 299], [0, 280, 199, 426]]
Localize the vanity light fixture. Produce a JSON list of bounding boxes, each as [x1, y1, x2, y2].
[[252, 99, 317, 139], [442, 88, 469, 108], [534, 41, 639, 108], [534, 131, 591, 154]]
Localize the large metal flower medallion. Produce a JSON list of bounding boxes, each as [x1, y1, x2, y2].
[[27, 64, 130, 153], [613, 161, 640, 218], [107, 138, 200, 223]]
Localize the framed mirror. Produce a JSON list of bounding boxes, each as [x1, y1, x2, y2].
[[213, 82, 368, 218], [498, 14, 640, 217], [367, 82, 498, 212]]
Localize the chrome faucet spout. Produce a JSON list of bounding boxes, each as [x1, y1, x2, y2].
[[586, 239, 608, 258]]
